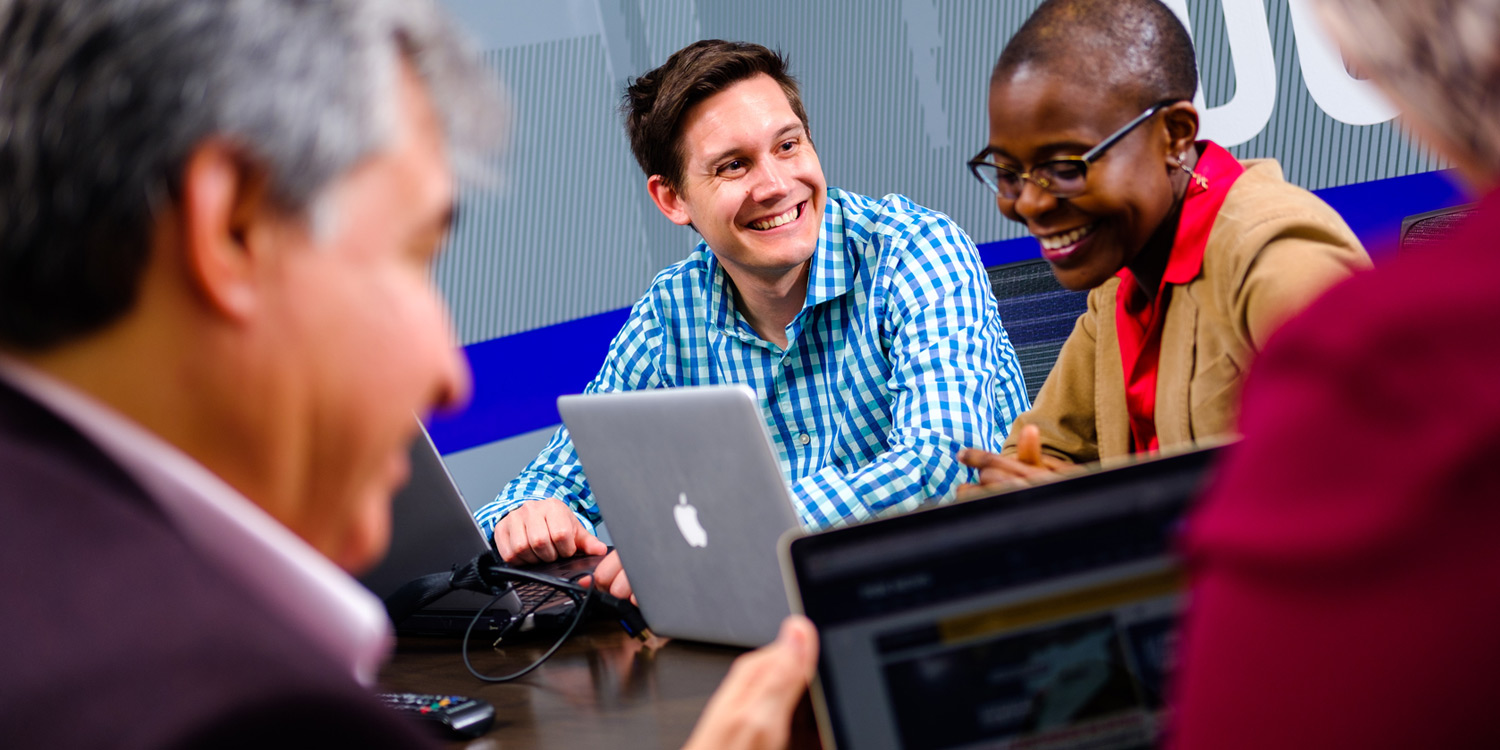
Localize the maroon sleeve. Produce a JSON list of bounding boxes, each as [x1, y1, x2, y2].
[[1169, 193, 1500, 749]]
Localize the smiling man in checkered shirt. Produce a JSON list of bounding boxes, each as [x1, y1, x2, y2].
[[473, 40, 1028, 601]]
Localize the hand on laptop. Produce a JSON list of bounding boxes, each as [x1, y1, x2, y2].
[[584, 550, 635, 604], [684, 615, 818, 750], [492, 497, 607, 564], [955, 425, 1071, 500]]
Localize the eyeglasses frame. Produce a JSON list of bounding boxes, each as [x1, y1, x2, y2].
[[967, 99, 1183, 199]]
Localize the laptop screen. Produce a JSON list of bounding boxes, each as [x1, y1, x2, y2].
[[786, 447, 1220, 750]]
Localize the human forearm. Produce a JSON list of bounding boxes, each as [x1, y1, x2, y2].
[[474, 429, 600, 541], [791, 429, 973, 529]]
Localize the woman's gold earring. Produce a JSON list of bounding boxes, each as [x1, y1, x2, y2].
[[1178, 153, 1209, 189]]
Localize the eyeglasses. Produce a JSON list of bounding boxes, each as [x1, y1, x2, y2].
[[967, 100, 1179, 200]]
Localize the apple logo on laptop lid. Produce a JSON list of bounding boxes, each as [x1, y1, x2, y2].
[[674, 493, 708, 548]]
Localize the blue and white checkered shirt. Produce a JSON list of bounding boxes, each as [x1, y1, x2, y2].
[[474, 188, 1029, 539]]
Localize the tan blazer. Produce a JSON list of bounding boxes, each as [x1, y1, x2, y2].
[[1001, 159, 1371, 463]]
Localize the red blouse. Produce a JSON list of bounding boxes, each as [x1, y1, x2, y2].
[[1114, 142, 1245, 453]]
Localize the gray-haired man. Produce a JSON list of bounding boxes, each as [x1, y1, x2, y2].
[[0, 0, 501, 745]]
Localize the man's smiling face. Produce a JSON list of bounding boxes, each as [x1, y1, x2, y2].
[[647, 73, 827, 288]]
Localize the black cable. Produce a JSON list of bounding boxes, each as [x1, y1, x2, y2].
[[480, 566, 591, 594], [458, 569, 596, 683]]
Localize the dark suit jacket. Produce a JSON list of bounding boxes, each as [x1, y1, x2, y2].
[[0, 378, 436, 748]]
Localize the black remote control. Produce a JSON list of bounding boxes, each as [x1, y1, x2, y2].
[[378, 692, 496, 740]]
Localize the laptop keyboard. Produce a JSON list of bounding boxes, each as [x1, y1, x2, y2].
[[512, 581, 563, 609]]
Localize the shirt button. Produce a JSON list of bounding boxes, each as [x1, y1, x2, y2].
[[797, 433, 812, 446]]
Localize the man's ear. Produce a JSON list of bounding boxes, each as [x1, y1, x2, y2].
[[1161, 101, 1200, 161], [177, 141, 273, 321], [646, 174, 694, 227]]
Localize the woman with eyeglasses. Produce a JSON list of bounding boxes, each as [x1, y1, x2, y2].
[[955, 0, 1370, 495]]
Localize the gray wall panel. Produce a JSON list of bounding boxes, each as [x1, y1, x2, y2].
[[428, 0, 1453, 500], [433, 0, 1447, 497], [438, 0, 1443, 349], [434, 37, 698, 344]]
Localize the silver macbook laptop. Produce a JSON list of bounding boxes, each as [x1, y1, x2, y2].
[[783, 444, 1224, 750], [558, 385, 800, 648], [358, 422, 599, 636]]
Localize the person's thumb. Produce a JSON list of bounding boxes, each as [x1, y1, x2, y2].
[[777, 615, 819, 678], [1018, 424, 1044, 466], [578, 527, 608, 555]]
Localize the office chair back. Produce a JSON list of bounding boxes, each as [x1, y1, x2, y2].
[[1401, 204, 1476, 252], [988, 258, 1090, 403]]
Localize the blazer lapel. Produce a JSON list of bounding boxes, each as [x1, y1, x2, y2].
[[1093, 279, 1133, 458], [1156, 286, 1198, 446]]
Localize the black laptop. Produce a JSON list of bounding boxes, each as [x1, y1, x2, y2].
[[358, 423, 602, 637], [782, 444, 1225, 750]]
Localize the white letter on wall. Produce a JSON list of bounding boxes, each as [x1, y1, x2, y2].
[[1162, 0, 1278, 147], [901, 0, 951, 150], [1287, 0, 1397, 126]]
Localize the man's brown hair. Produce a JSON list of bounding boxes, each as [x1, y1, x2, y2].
[[622, 40, 810, 188]]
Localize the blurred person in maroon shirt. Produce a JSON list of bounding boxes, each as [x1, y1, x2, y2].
[[1170, 0, 1500, 746]]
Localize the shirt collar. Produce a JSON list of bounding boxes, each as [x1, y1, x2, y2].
[[0, 356, 393, 685], [705, 189, 859, 339], [805, 192, 858, 307], [1163, 141, 1246, 285]]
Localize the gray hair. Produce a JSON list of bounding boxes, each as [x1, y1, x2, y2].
[[1312, 0, 1500, 175], [0, 0, 505, 350]]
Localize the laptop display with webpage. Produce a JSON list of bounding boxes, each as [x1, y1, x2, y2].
[[783, 445, 1223, 750], [558, 385, 800, 648], [358, 423, 598, 637]]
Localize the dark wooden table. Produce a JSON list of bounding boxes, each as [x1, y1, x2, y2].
[[380, 620, 747, 749]]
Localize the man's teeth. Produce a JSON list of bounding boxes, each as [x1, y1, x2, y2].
[[750, 204, 800, 230], [1038, 224, 1094, 250]]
